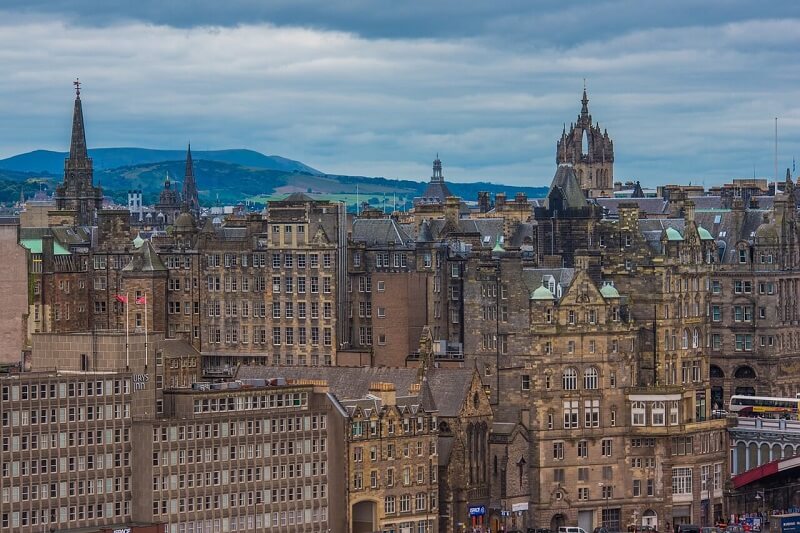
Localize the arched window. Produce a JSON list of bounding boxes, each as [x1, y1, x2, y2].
[[583, 367, 599, 390], [682, 329, 690, 349], [692, 328, 700, 349], [734, 366, 756, 380], [652, 401, 665, 426], [562, 368, 577, 390], [710, 365, 724, 379]]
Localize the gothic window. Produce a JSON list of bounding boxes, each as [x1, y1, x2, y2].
[[692, 328, 700, 349], [682, 329, 690, 350]]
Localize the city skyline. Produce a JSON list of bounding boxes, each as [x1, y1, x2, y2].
[[1, 2, 799, 188]]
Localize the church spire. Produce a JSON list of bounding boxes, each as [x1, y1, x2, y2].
[[580, 82, 589, 118], [181, 143, 200, 217], [69, 78, 88, 161]]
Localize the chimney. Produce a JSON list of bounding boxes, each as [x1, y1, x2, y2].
[[444, 196, 460, 228], [477, 192, 490, 213], [683, 200, 695, 223], [42, 234, 55, 273], [368, 382, 396, 406], [495, 193, 506, 209]]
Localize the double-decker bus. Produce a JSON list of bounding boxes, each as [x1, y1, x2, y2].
[[729, 395, 800, 418]]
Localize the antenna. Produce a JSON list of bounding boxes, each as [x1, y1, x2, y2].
[[775, 117, 778, 194]]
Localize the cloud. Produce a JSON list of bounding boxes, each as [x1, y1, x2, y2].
[[0, 5, 799, 188]]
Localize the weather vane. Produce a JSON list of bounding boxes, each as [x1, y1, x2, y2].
[[74, 78, 81, 97]]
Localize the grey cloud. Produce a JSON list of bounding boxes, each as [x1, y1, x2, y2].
[[0, 6, 799, 189]]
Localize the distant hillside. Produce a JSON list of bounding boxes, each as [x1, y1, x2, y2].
[[0, 148, 321, 176], [0, 149, 548, 208]]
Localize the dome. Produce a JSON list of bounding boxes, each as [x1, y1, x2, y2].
[[665, 227, 684, 241], [531, 285, 555, 300], [175, 211, 195, 231], [600, 283, 620, 299], [755, 222, 779, 243], [697, 226, 714, 240]]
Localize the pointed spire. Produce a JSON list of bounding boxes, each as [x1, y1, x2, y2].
[[182, 143, 200, 215], [69, 78, 89, 161], [581, 83, 589, 117]]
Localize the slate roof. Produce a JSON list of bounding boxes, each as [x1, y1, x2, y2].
[[351, 219, 413, 246], [122, 240, 166, 272], [419, 181, 454, 204], [520, 268, 575, 295], [235, 366, 475, 418], [597, 197, 668, 217], [547, 164, 588, 210], [160, 339, 201, 358]]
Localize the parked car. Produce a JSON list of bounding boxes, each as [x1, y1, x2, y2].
[[677, 525, 701, 533], [559, 527, 589, 533]]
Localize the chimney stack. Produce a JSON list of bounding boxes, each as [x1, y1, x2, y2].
[[368, 382, 397, 406]]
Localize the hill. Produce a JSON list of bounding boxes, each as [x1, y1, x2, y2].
[[0, 149, 549, 208], [0, 148, 321, 176]]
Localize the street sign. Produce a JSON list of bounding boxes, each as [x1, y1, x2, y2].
[[469, 505, 486, 517]]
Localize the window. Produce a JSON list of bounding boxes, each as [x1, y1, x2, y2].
[[672, 467, 693, 495], [584, 399, 599, 428], [633, 479, 641, 497], [632, 402, 646, 426], [577, 440, 588, 458], [562, 368, 577, 390], [384, 496, 395, 514], [578, 487, 589, 500], [652, 401, 665, 426], [583, 367, 598, 389], [563, 401, 578, 429], [521, 375, 530, 391], [552, 442, 564, 460], [601, 439, 613, 457]]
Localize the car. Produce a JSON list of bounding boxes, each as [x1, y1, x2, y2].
[[702, 527, 722, 533], [677, 525, 701, 533], [725, 526, 744, 533], [595, 527, 610, 533], [559, 527, 589, 533]]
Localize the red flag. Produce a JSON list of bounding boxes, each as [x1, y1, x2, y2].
[[135, 296, 147, 305], [115, 294, 128, 303]]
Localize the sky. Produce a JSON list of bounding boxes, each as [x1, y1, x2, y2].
[[1, 1, 799, 188]]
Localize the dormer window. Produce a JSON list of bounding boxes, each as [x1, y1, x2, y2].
[[738, 248, 747, 264]]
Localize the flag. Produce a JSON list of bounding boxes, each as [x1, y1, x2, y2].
[[135, 296, 147, 305], [115, 295, 127, 303]]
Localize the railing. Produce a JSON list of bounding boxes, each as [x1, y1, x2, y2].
[[734, 417, 800, 434]]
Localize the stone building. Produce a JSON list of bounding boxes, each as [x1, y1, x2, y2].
[[0, 222, 29, 364], [236, 365, 494, 533], [341, 380, 439, 532], [556, 89, 614, 198]]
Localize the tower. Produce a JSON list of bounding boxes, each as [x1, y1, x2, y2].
[[54, 79, 103, 225], [556, 87, 615, 198], [181, 144, 200, 219]]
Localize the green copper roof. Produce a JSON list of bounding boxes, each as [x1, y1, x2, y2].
[[492, 240, 505, 253], [531, 285, 554, 300], [665, 227, 684, 241], [133, 233, 145, 248], [600, 284, 620, 298], [697, 226, 713, 240], [19, 239, 71, 255]]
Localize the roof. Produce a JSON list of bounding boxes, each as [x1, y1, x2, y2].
[[665, 227, 684, 241], [122, 240, 166, 272], [697, 226, 714, 240], [531, 285, 555, 300], [351, 218, 413, 246], [547, 164, 588, 211], [19, 238, 71, 255], [600, 284, 620, 298], [160, 339, 201, 359], [235, 366, 475, 417]]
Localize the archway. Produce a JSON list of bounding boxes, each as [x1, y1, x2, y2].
[[352, 500, 377, 533], [734, 366, 756, 379], [551, 513, 567, 531], [642, 509, 658, 529], [735, 386, 756, 396]]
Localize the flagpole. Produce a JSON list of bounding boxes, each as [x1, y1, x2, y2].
[[144, 291, 149, 368], [125, 292, 129, 369]]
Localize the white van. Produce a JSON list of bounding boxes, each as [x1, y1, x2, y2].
[[559, 527, 589, 533]]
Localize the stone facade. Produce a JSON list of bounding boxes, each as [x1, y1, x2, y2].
[[0, 223, 28, 364]]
